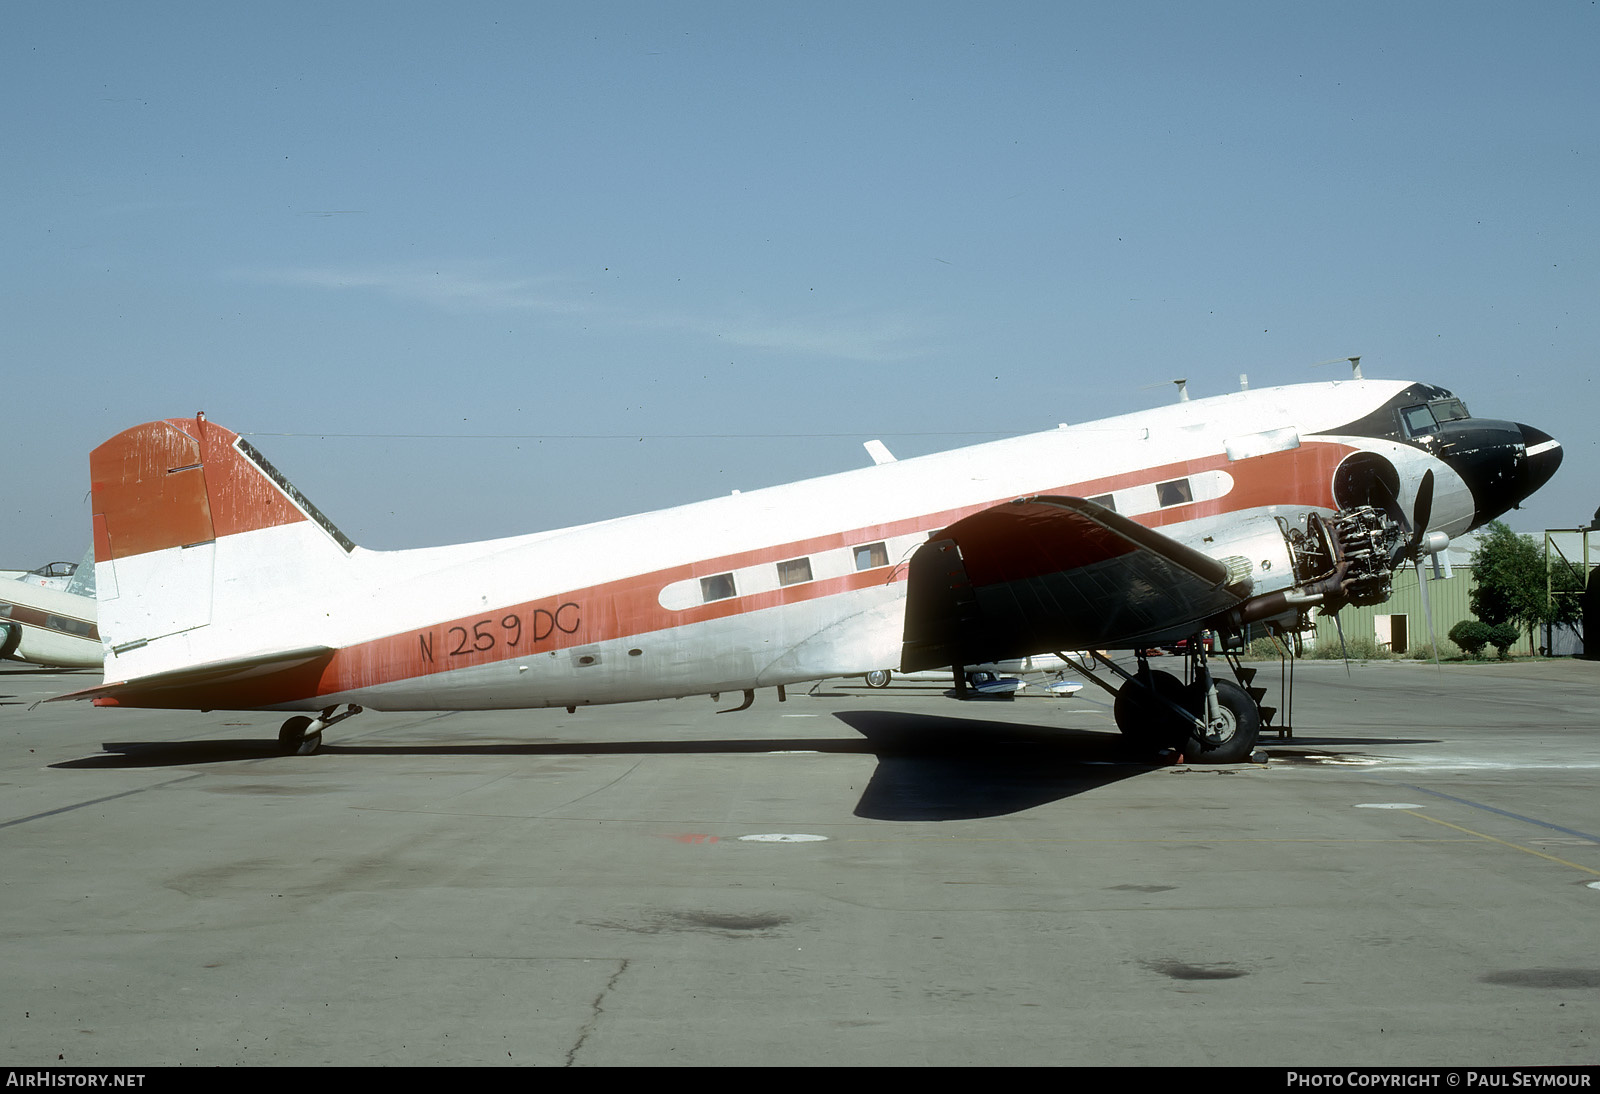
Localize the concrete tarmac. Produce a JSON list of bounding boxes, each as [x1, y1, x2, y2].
[[3, 658, 1597, 1067]]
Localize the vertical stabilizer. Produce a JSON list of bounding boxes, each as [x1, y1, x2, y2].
[[91, 415, 354, 664]]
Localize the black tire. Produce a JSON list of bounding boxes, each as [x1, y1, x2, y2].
[[1113, 670, 1188, 752], [1185, 679, 1260, 764], [278, 716, 320, 755], [1114, 674, 1260, 763], [864, 669, 892, 689]]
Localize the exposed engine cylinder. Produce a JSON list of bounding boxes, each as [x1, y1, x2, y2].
[[1284, 505, 1408, 609]]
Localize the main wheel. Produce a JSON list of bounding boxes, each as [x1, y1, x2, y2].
[[1114, 674, 1260, 763], [278, 716, 322, 756], [864, 669, 892, 689], [1185, 679, 1260, 764], [1113, 670, 1188, 752]]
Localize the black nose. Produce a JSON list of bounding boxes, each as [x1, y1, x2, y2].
[[1435, 420, 1561, 529], [1517, 423, 1563, 500]]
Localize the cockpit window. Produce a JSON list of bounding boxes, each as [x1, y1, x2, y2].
[[1431, 398, 1470, 422], [1400, 404, 1439, 437], [64, 548, 96, 598]]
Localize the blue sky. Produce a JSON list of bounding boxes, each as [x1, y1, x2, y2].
[[5, 1, 1596, 563]]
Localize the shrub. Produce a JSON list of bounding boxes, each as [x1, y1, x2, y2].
[[1487, 622, 1520, 659], [1306, 633, 1395, 661], [1405, 637, 1462, 661], [1240, 636, 1291, 661], [1448, 620, 1493, 658]]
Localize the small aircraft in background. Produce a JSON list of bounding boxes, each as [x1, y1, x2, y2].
[[54, 370, 1560, 760], [1, 550, 100, 668], [5, 559, 80, 589]]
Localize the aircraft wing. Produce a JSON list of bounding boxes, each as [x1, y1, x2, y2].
[[900, 496, 1251, 672]]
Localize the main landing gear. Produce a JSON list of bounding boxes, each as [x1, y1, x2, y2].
[[277, 704, 363, 755], [1069, 640, 1266, 764]]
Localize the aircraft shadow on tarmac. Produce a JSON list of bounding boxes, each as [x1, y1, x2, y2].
[[51, 709, 1152, 821], [834, 710, 1146, 820]]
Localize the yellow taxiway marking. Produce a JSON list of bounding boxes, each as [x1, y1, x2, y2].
[[1402, 810, 1600, 877]]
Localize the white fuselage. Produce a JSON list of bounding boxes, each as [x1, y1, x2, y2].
[[95, 380, 1473, 712], [1, 579, 100, 668]]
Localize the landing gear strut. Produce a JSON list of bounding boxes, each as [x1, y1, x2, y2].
[[1109, 644, 1261, 764], [277, 704, 363, 755]]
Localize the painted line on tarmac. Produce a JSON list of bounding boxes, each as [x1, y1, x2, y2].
[[0, 774, 202, 830], [1398, 810, 1600, 878], [1397, 783, 1600, 844]]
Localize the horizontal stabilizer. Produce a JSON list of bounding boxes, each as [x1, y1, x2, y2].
[[50, 646, 336, 709]]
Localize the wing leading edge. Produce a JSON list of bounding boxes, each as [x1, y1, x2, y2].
[[900, 496, 1252, 671]]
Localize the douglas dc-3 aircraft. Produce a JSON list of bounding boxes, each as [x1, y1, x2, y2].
[[54, 372, 1561, 761]]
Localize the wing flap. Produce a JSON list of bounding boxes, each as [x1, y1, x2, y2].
[[901, 496, 1248, 671]]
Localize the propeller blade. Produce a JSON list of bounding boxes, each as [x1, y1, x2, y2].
[[1416, 558, 1441, 671], [1411, 470, 1435, 552]]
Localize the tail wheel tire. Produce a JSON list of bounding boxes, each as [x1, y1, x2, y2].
[[864, 670, 892, 689], [278, 716, 322, 756]]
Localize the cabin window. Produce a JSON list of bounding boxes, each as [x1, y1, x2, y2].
[[1089, 493, 1116, 512], [1156, 478, 1193, 507], [700, 573, 736, 602], [854, 542, 889, 570], [47, 616, 95, 638], [1400, 404, 1439, 437], [777, 557, 813, 586]]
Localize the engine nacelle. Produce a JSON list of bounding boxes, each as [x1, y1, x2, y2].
[[1213, 503, 1409, 638]]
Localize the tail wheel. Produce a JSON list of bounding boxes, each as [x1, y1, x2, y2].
[[864, 669, 892, 689], [278, 716, 322, 756]]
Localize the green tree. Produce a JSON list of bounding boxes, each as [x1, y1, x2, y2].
[[1469, 522, 1583, 652], [1487, 622, 1520, 659]]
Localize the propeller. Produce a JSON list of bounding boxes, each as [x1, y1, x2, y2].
[[1369, 468, 1445, 665], [1405, 470, 1435, 559], [1415, 554, 1440, 670], [1403, 470, 1444, 669]]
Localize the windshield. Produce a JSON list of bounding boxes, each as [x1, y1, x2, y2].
[[1400, 404, 1439, 437], [64, 548, 96, 598]]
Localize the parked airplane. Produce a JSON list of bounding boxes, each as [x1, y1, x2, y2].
[[2, 550, 100, 667], [9, 559, 81, 590], [53, 375, 1560, 761]]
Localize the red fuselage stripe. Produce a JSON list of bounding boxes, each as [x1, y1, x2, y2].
[[94, 439, 1355, 707], [303, 440, 1354, 698]]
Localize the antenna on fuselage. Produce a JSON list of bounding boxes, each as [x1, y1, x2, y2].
[[1138, 378, 1191, 404], [1309, 354, 1366, 381], [1240, 373, 1249, 390]]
